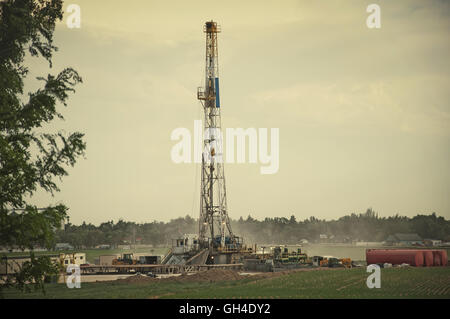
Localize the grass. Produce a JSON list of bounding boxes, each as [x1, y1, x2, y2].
[[2, 267, 450, 299]]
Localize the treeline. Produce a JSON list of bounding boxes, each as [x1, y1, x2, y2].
[[55, 209, 450, 248]]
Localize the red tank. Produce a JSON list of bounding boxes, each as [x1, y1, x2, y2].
[[431, 250, 448, 266], [441, 250, 448, 266], [432, 250, 442, 266], [423, 250, 434, 267], [366, 249, 424, 267]]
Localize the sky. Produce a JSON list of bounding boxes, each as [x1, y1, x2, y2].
[[26, 0, 450, 224]]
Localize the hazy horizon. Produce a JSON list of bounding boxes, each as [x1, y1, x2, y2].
[[62, 211, 448, 227]]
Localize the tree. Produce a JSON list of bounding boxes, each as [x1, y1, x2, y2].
[[289, 214, 297, 224], [0, 0, 85, 293]]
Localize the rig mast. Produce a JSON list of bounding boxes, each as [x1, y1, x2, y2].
[[197, 21, 235, 249]]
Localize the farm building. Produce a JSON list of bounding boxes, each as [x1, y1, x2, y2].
[[55, 243, 74, 250], [385, 233, 423, 246], [95, 244, 111, 249]]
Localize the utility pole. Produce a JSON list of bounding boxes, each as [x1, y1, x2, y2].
[[197, 21, 235, 250]]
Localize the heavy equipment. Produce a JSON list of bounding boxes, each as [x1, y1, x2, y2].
[[319, 257, 352, 268], [273, 246, 309, 266], [112, 253, 137, 265]]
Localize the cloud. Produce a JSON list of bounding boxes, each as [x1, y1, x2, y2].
[[248, 75, 450, 137]]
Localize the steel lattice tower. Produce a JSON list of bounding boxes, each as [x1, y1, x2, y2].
[[197, 21, 234, 249]]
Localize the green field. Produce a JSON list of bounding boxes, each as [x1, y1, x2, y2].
[[2, 267, 449, 299]]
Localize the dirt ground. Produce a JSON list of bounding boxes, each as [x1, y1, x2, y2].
[[111, 267, 342, 285], [115, 269, 243, 284], [49, 266, 353, 285]]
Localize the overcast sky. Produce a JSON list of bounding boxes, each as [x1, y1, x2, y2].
[[26, 0, 450, 224]]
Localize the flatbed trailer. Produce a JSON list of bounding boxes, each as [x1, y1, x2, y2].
[[80, 263, 243, 275]]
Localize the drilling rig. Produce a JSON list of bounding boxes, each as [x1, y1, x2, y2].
[[197, 21, 243, 260], [164, 21, 246, 266]]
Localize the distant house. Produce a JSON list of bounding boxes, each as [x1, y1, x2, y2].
[[318, 234, 328, 243], [95, 244, 111, 249], [385, 233, 423, 246], [55, 243, 74, 250]]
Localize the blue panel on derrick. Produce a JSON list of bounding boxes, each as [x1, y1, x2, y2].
[[215, 77, 220, 107]]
